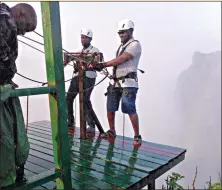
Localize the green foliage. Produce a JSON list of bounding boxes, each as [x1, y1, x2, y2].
[[162, 169, 221, 190], [162, 172, 184, 190], [205, 174, 222, 190]]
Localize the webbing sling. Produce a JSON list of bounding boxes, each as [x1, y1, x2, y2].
[[112, 40, 139, 87]]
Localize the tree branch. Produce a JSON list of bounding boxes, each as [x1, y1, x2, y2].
[[192, 166, 198, 190]]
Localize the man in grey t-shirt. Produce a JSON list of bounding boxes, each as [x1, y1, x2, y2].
[[88, 19, 142, 146], [66, 29, 103, 134]]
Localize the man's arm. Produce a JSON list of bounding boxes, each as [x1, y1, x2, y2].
[[104, 52, 132, 67], [102, 41, 141, 68]]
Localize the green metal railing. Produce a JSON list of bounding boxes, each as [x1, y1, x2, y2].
[[7, 2, 73, 189]]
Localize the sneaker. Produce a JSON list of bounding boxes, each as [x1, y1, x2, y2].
[[100, 130, 116, 138], [15, 165, 27, 184], [133, 135, 142, 146], [86, 126, 95, 134], [68, 119, 76, 128]]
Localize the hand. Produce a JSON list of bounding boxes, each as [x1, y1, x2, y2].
[[10, 80, 19, 88], [80, 62, 85, 70], [64, 55, 75, 65], [87, 62, 106, 71]]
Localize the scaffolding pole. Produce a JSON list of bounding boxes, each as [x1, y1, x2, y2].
[[41, 2, 72, 189]]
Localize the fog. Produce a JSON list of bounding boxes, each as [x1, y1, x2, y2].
[[5, 2, 221, 188]]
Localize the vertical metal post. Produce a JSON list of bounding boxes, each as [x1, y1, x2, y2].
[[79, 61, 86, 139], [148, 179, 156, 190], [26, 96, 29, 132], [41, 2, 72, 189]]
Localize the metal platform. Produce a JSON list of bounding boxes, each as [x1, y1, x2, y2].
[[24, 120, 186, 190]]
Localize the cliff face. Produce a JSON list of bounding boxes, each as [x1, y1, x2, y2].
[[174, 51, 221, 129], [172, 51, 221, 188]]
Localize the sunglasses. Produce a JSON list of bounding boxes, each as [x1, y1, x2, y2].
[[118, 30, 127, 35]]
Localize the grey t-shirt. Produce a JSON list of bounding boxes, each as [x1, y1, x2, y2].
[[110, 38, 142, 88]]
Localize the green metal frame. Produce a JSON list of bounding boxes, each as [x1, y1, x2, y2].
[[7, 2, 72, 190]]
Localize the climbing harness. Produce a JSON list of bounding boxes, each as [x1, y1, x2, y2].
[[112, 39, 144, 88], [103, 39, 144, 144], [104, 40, 142, 97]]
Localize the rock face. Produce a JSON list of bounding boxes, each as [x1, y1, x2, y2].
[[174, 51, 221, 128], [173, 51, 221, 188]]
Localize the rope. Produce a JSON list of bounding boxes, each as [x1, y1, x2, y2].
[[122, 113, 125, 143], [16, 72, 47, 86], [33, 31, 74, 54], [22, 31, 111, 93], [17, 38, 77, 85], [66, 74, 108, 95], [19, 35, 74, 67], [17, 31, 111, 132], [16, 37, 108, 94], [20, 35, 44, 46], [75, 98, 77, 124], [33, 31, 43, 38], [18, 39, 45, 54]]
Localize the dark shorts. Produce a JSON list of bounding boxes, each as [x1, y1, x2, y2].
[[106, 86, 138, 115]]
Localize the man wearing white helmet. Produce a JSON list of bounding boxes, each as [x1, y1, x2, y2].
[[66, 28, 103, 134], [88, 19, 142, 145]]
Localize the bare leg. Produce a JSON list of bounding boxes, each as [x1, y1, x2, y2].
[[107, 111, 116, 132], [128, 112, 139, 136], [103, 86, 121, 137]]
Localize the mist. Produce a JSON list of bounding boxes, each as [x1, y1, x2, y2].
[[5, 2, 221, 188]]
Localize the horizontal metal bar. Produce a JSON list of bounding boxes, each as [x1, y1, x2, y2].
[[10, 86, 57, 97], [3, 169, 62, 190]]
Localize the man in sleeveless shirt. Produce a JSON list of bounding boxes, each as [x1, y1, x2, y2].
[[66, 29, 104, 134], [88, 19, 142, 146], [0, 3, 37, 187]]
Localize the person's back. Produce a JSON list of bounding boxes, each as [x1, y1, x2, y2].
[[0, 3, 18, 85], [0, 3, 37, 188]]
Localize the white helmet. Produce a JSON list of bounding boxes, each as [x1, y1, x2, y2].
[[117, 19, 134, 31], [80, 28, 93, 38]]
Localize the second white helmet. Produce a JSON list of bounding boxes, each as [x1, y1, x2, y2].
[[80, 28, 93, 38], [117, 19, 134, 31]]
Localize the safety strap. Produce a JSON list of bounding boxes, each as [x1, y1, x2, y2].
[[113, 40, 139, 76], [104, 84, 136, 98], [112, 40, 139, 87], [81, 45, 93, 54]]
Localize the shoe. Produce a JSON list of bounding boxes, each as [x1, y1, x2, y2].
[[68, 118, 76, 128], [86, 126, 95, 134], [68, 122, 75, 128], [100, 130, 116, 138], [15, 165, 27, 184], [133, 135, 142, 146]]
